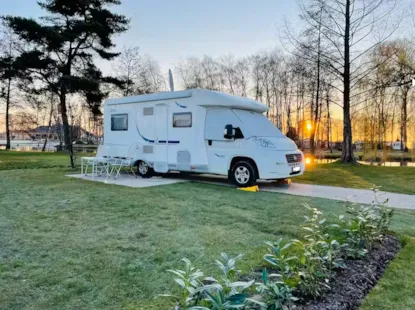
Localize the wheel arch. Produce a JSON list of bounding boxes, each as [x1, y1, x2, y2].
[[133, 159, 155, 171], [132, 159, 143, 167]]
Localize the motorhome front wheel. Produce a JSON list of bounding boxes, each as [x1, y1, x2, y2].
[[230, 160, 257, 187]]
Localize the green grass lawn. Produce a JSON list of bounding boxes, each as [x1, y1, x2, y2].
[[1, 151, 415, 309], [0, 150, 72, 170], [1, 166, 415, 310], [296, 162, 415, 194]]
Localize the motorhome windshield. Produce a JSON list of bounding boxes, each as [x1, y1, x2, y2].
[[233, 110, 285, 138]]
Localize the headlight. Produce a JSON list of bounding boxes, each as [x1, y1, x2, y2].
[[292, 166, 301, 173], [252, 137, 276, 149]]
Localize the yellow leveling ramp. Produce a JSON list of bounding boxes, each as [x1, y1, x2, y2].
[[237, 185, 260, 192]]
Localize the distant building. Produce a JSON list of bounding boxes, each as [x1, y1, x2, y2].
[[29, 124, 98, 142], [392, 141, 405, 151]]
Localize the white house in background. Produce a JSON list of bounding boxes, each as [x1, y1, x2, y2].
[[103, 89, 305, 187], [392, 141, 405, 151]]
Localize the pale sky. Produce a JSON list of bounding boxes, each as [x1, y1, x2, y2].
[[1, 0, 299, 77]]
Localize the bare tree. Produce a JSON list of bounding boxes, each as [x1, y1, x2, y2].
[[113, 46, 142, 96], [0, 22, 20, 150], [113, 47, 166, 96], [176, 57, 206, 89], [291, 0, 401, 162], [136, 55, 166, 94]]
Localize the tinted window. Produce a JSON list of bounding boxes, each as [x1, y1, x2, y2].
[[173, 112, 192, 128], [111, 114, 128, 131], [205, 108, 241, 141]]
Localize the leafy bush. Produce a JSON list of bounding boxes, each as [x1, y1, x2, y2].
[[300, 204, 345, 273], [264, 205, 344, 299], [193, 280, 260, 310], [163, 254, 263, 310], [255, 269, 298, 310], [340, 188, 393, 258], [162, 190, 394, 309], [215, 253, 244, 288], [264, 239, 299, 286], [161, 258, 205, 309]]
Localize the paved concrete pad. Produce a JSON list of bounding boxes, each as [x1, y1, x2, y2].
[[66, 174, 186, 188], [262, 183, 415, 210]]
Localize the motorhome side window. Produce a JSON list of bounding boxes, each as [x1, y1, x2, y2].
[[173, 112, 192, 128], [111, 114, 128, 131]]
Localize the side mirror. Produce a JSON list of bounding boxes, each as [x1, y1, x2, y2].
[[224, 124, 234, 139]]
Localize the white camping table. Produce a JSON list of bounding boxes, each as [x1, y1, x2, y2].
[[81, 157, 110, 179]]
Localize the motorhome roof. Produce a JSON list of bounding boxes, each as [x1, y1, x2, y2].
[[105, 89, 268, 113]]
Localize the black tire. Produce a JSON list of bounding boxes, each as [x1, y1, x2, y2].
[[136, 160, 154, 178], [230, 160, 257, 187]]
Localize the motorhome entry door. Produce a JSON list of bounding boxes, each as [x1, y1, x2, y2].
[[154, 104, 169, 173]]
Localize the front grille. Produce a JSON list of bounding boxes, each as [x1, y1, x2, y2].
[[286, 153, 302, 163]]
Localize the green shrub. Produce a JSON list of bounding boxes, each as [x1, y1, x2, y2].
[[291, 205, 345, 298], [193, 280, 260, 310], [162, 191, 395, 309], [255, 269, 298, 310], [161, 258, 204, 309], [340, 188, 394, 258], [195, 253, 262, 309], [300, 204, 345, 272], [163, 254, 263, 310], [264, 239, 299, 286], [215, 253, 244, 287]]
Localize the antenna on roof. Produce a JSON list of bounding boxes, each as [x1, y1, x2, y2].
[[168, 69, 175, 92]]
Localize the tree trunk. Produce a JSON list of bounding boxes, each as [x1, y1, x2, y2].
[[42, 102, 54, 152], [327, 90, 332, 153], [341, 0, 356, 163], [5, 77, 11, 150], [59, 89, 74, 167], [401, 87, 408, 151], [310, 7, 323, 156]]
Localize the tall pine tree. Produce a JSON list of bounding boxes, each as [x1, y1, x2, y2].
[[3, 0, 129, 167]]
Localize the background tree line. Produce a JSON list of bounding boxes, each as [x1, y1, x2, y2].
[[1, 0, 414, 166]]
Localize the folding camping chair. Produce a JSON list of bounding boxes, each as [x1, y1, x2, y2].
[[108, 142, 140, 179]]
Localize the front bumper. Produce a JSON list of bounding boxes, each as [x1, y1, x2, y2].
[[257, 151, 305, 179]]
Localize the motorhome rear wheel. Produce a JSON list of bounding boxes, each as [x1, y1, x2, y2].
[[137, 161, 154, 178]]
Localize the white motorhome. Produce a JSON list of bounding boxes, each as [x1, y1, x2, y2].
[[103, 89, 305, 187]]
